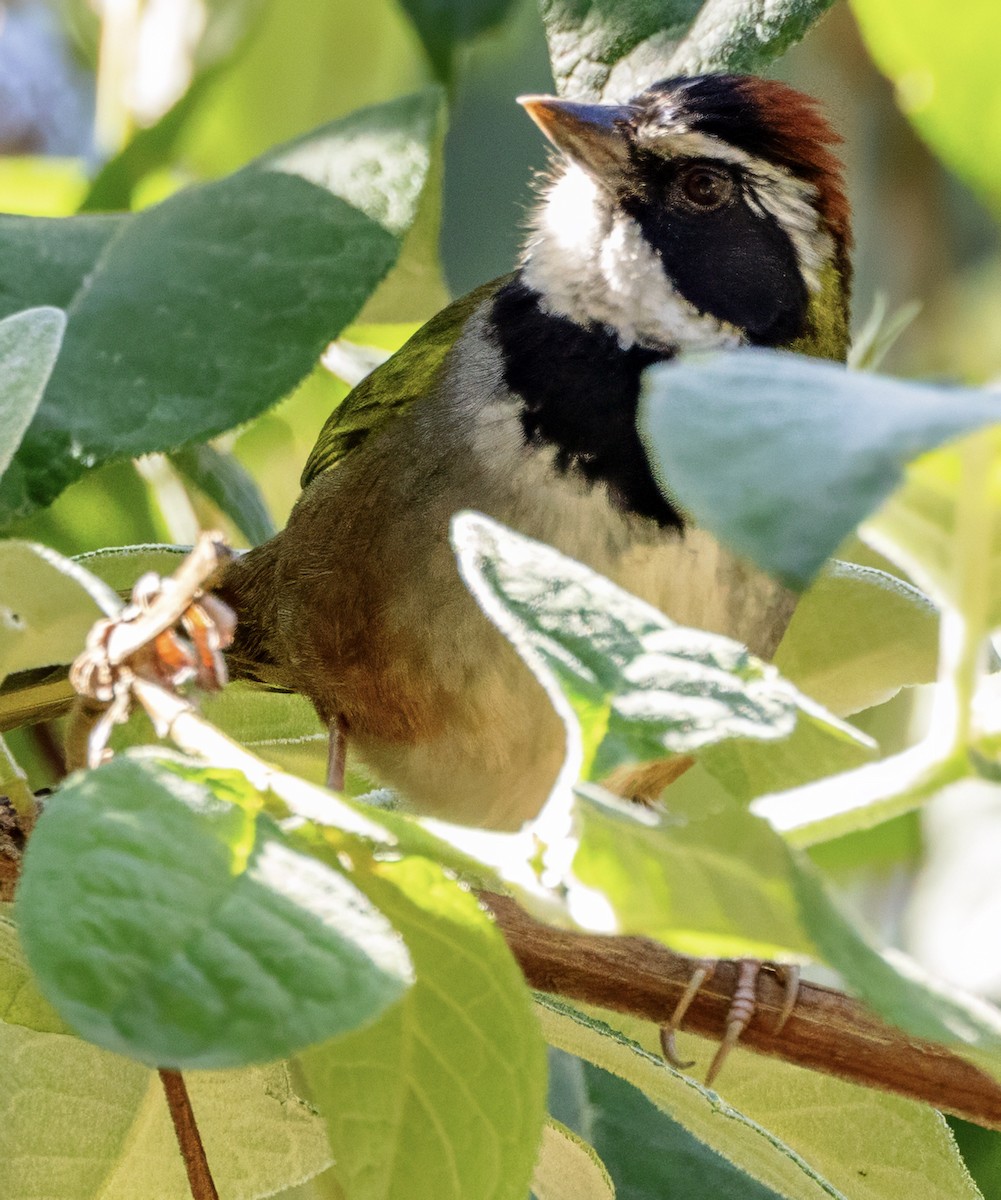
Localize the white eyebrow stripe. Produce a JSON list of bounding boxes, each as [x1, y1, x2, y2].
[[634, 126, 832, 292]]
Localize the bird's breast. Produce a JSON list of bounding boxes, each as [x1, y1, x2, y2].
[[467, 396, 793, 660]]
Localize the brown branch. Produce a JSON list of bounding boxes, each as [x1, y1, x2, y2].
[[480, 891, 1001, 1131], [158, 1069, 219, 1200], [52, 535, 1001, 1133]]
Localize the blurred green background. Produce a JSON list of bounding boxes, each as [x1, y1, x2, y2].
[[3, 0, 1001, 1189]]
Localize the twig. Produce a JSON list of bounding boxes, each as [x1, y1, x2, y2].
[[97, 534, 232, 668], [0, 797, 24, 902], [480, 891, 1001, 1130], [66, 531, 234, 771], [158, 1069, 219, 1200]]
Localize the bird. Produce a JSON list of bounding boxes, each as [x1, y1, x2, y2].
[[218, 72, 852, 833]]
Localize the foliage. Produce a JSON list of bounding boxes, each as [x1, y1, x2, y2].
[[849, 0, 1001, 218], [1, 1, 1001, 1199]]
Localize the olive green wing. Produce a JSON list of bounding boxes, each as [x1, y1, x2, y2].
[[301, 274, 512, 488]]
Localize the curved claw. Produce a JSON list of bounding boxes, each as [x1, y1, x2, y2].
[[659, 961, 713, 1071], [660, 958, 805, 1087], [706, 959, 759, 1087], [773, 963, 801, 1035]]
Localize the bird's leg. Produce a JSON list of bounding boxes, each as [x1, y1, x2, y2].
[[661, 958, 802, 1086], [706, 959, 761, 1085], [326, 718, 347, 791], [659, 959, 715, 1070]]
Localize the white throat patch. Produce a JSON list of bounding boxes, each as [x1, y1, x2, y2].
[[521, 164, 741, 353]]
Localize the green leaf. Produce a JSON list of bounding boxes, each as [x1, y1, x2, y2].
[[751, 740, 969, 846], [640, 350, 1001, 590], [16, 754, 413, 1068], [573, 783, 815, 959], [170, 443, 277, 545], [538, 0, 834, 102], [353, 129, 451, 325], [400, 0, 520, 82], [792, 856, 1001, 1050], [572, 779, 1001, 1065], [452, 512, 868, 783], [579, 1011, 985, 1200], [0, 306, 65, 481], [80, 66, 229, 212], [0, 540, 120, 685], [863, 428, 1001, 623], [0, 911, 69, 1034], [297, 853, 547, 1200], [537, 998, 844, 1200], [552, 1055, 788, 1200], [666, 0, 837, 77], [774, 561, 939, 717], [698, 692, 874, 802], [743, 430, 1001, 842], [0, 1022, 332, 1200], [200, 683, 325, 747], [178, 0, 431, 179], [538, 0, 701, 100], [0, 88, 442, 527], [532, 1118, 615, 1200], [850, 0, 1001, 216], [0, 542, 184, 732], [74, 542, 189, 592]]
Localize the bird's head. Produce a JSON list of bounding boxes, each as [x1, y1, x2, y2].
[[518, 74, 851, 360]]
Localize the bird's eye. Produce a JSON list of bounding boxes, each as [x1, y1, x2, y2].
[[675, 164, 735, 212]]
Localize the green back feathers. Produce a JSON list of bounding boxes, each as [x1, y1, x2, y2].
[[789, 260, 852, 364], [301, 275, 510, 488]]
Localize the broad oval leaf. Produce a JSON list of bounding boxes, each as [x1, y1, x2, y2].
[[774, 560, 939, 716], [538, 998, 841, 1200], [0, 543, 188, 733], [532, 1118, 615, 1200], [551, 1054, 793, 1200], [170, 443, 277, 546], [667, 0, 837, 78], [17, 754, 413, 1068], [0, 88, 442, 527], [538, 0, 834, 102], [550, 1007, 983, 1200], [0, 1021, 332, 1200], [0, 306, 65, 481], [0, 912, 69, 1034], [0, 540, 120, 686], [640, 350, 1001, 590], [74, 542, 189, 593], [863, 427, 1001, 625], [573, 781, 816, 958], [297, 849, 547, 1200], [452, 512, 869, 784], [539, 0, 701, 100]]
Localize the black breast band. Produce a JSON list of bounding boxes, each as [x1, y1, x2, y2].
[[491, 278, 684, 530]]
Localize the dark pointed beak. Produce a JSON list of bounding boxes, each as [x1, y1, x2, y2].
[[518, 95, 635, 187]]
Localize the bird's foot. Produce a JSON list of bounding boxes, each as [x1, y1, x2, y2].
[[660, 957, 800, 1086]]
